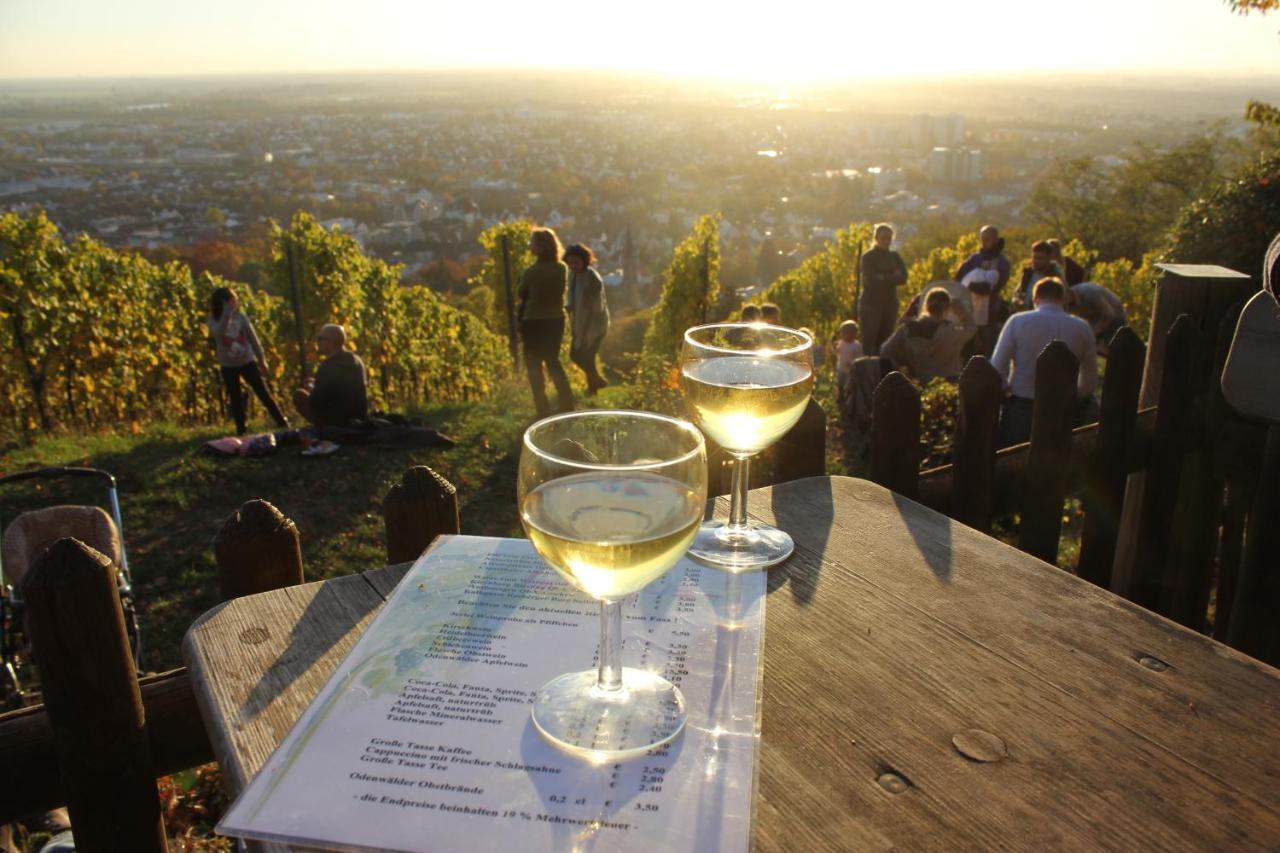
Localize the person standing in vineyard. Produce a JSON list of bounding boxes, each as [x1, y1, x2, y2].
[[858, 223, 908, 355], [207, 286, 289, 436], [518, 228, 575, 418], [564, 243, 610, 396]]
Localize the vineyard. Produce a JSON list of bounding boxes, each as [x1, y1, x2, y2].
[[0, 211, 511, 442]]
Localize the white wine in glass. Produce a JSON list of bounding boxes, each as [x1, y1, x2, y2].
[[680, 324, 813, 571], [518, 410, 707, 759]]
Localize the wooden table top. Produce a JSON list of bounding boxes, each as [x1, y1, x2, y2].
[[184, 476, 1280, 851]]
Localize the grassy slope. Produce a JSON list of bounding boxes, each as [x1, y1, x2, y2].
[[0, 384, 537, 672]]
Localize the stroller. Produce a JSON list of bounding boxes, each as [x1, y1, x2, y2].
[[0, 467, 141, 702]]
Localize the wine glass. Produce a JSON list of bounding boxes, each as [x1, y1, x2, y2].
[[679, 323, 813, 570], [518, 410, 708, 759]]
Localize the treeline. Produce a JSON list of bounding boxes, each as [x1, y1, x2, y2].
[[1, 211, 509, 440]]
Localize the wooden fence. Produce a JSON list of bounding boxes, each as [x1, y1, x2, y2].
[[2, 271, 1277, 846]]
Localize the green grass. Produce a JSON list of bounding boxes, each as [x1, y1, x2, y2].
[[0, 383, 538, 672]]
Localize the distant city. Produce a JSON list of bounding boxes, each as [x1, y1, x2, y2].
[[0, 72, 1269, 301]]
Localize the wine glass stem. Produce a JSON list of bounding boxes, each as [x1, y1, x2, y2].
[[728, 453, 753, 531], [597, 599, 624, 692]]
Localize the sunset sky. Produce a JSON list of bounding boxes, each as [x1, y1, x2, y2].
[[1, 0, 1278, 82]]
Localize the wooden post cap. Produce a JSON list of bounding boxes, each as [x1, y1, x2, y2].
[[213, 499, 304, 602], [23, 538, 167, 851], [383, 466, 461, 564]]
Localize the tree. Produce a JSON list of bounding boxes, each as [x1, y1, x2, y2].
[[1226, 0, 1280, 128], [639, 213, 721, 376], [1026, 136, 1233, 262]]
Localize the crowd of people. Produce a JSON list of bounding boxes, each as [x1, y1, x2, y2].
[[845, 223, 1125, 446], [206, 220, 1125, 451]]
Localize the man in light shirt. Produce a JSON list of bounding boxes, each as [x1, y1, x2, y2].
[[991, 278, 1098, 446]]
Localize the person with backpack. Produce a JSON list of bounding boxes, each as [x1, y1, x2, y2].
[[207, 286, 288, 435]]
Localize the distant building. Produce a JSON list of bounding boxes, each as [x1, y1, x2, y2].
[[928, 147, 984, 183], [867, 166, 907, 197], [911, 114, 965, 149]]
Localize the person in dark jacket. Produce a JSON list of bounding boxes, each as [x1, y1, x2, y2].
[[1047, 239, 1086, 286], [564, 243, 610, 396], [518, 227, 575, 418], [858, 223, 908, 355], [955, 225, 1012, 356], [1016, 240, 1065, 309], [293, 324, 368, 428]]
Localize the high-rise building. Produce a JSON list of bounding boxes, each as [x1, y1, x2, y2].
[[928, 147, 984, 183], [911, 114, 966, 148]]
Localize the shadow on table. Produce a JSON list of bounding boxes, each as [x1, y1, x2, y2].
[[236, 578, 383, 723], [767, 477, 833, 606], [891, 490, 953, 582]]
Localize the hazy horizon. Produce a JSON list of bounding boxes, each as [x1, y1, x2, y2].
[[2, 0, 1278, 84]]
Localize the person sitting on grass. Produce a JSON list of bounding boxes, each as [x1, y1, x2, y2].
[[880, 287, 976, 383], [293, 324, 368, 429]]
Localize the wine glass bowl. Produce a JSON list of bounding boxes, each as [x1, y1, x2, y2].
[[679, 324, 814, 571], [518, 410, 707, 759]]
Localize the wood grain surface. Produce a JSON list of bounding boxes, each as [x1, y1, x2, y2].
[[185, 477, 1280, 851]]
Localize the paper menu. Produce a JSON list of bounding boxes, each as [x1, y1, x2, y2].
[[217, 535, 765, 852]]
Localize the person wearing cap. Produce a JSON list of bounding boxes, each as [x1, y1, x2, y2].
[[293, 323, 369, 428]]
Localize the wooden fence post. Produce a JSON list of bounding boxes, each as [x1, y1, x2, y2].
[[1077, 327, 1145, 587], [213, 500, 305, 601], [870, 371, 920, 500], [23, 538, 166, 851], [950, 356, 1002, 532], [1122, 314, 1198, 612], [1163, 302, 1246, 629], [1019, 341, 1079, 564], [383, 466, 460, 563], [773, 399, 826, 485], [1227, 425, 1280, 665]]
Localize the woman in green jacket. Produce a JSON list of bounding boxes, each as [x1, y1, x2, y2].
[[518, 228, 575, 418]]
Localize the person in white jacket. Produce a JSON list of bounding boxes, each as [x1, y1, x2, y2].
[[207, 286, 288, 435]]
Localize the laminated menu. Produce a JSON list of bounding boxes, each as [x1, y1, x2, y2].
[[218, 535, 766, 852]]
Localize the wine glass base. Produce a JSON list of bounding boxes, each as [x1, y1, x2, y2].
[[531, 668, 687, 760], [687, 520, 794, 571]]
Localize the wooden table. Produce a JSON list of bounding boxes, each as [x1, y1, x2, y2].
[[185, 476, 1280, 850]]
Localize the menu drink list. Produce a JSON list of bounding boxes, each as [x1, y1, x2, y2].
[[218, 536, 765, 852]]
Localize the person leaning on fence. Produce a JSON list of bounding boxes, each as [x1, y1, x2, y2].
[[518, 227, 575, 418], [880, 286, 976, 383], [858, 223, 908, 356], [207, 286, 289, 436], [564, 242, 610, 396], [991, 277, 1098, 447], [1067, 281, 1127, 356], [293, 324, 369, 428]]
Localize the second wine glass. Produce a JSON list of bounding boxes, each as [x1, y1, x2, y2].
[[679, 323, 813, 571]]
